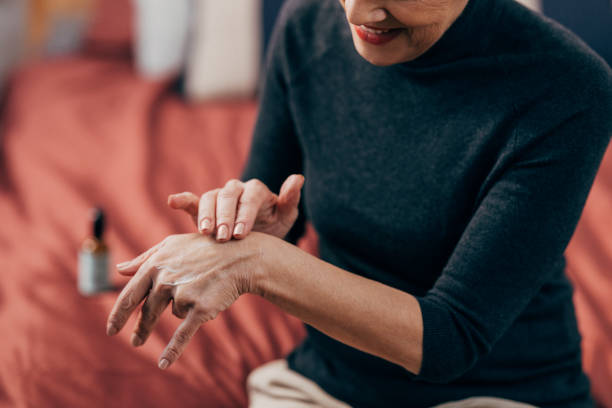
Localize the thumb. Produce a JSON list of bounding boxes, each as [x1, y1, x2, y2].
[[277, 174, 304, 214], [167, 192, 199, 217], [168, 192, 199, 227]]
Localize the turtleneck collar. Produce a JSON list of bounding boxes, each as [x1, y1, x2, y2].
[[397, 0, 495, 70]]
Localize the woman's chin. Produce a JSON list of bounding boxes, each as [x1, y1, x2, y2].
[[360, 53, 398, 66], [356, 48, 420, 66]]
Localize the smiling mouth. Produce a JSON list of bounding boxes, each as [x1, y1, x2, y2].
[[354, 24, 403, 45], [359, 25, 394, 34]]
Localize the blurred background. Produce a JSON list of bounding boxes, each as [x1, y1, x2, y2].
[[0, 0, 610, 407], [0, 0, 610, 99]]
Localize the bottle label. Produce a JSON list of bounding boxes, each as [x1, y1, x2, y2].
[[78, 251, 110, 295]]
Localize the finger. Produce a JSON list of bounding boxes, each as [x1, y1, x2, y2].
[[131, 285, 172, 347], [168, 192, 199, 227], [116, 242, 163, 276], [233, 179, 270, 239], [215, 179, 244, 242], [167, 192, 199, 215], [158, 309, 204, 370], [198, 188, 219, 234], [277, 174, 305, 220], [278, 174, 304, 209], [107, 261, 155, 336]]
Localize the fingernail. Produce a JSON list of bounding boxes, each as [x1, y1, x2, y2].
[[217, 224, 229, 240], [116, 262, 130, 269], [107, 323, 118, 336], [158, 358, 170, 370], [233, 222, 244, 236], [131, 334, 143, 347], [200, 218, 211, 232]]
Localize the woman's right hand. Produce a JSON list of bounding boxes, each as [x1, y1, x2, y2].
[[167, 174, 305, 242]]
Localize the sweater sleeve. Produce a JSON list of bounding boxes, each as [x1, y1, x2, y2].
[[239, 3, 306, 245], [415, 96, 612, 383]]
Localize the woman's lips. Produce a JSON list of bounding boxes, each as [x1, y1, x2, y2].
[[354, 24, 402, 45]]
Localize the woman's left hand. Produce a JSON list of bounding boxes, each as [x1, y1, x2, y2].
[[106, 232, 263, 370]]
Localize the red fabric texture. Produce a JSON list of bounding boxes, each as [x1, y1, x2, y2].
[[566, 144, 612, 408], [0, 54, 611, 407], [0, 57, 309, 407]]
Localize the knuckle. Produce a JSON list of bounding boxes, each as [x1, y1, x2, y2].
[[200, 189, 218, 201], [220, 183, 243, 197], [119, 293, 135, 310], [217, 189, 238, 200], [246, 178, 265, 190], [165, 346, 180, 361], [247, 183, 268, 197], [155, 282, 173, 296], [174, 330, 191, 346], [224, 178, 242, 190]]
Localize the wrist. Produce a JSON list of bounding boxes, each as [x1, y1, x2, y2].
[[243, 231, 279, 298]]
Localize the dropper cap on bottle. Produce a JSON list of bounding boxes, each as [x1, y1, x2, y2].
[[92, 207, 105, 241]]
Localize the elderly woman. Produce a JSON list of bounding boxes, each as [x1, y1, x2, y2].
[[107, 0, 612, 406]]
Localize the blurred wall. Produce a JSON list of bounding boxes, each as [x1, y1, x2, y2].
[[0, 0, 26, 91], [27, 0, 94, 57], [543, 0, 612, 66]]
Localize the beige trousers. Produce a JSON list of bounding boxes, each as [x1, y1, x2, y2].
[[247, 359, 538, 408]]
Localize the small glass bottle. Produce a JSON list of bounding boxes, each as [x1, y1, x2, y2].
[[78, 208, 111, 295]]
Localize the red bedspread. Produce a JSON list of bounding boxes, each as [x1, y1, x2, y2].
[[566, 145, 612, 408], [0, 55, 610, 407], [0, 57, 308, 407]]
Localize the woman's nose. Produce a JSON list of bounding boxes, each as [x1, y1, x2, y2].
[[344, 0, 387, 25]]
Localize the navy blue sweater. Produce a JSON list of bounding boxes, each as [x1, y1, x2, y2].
[[241, 0, 612, 406]]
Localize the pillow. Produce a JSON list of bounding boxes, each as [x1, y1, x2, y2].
[[184, 0, 262, 101], [132, 0, 192, 78]]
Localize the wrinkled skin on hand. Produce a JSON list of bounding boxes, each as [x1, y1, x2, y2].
[[106, 233, 262, 369]]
